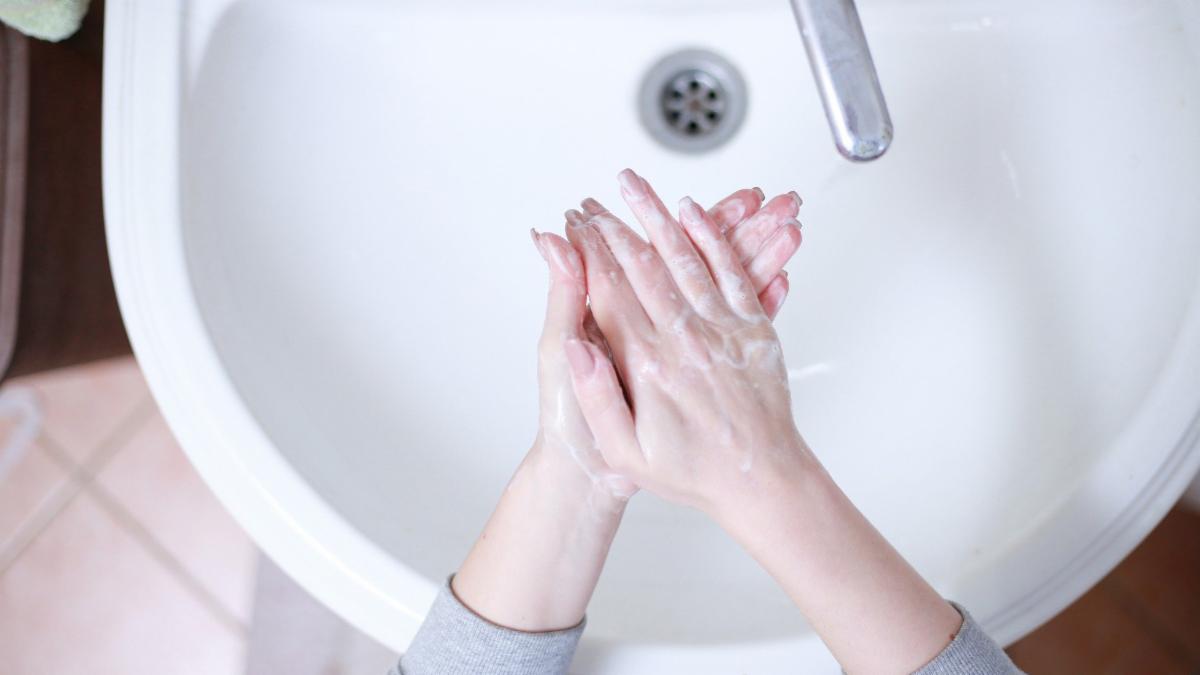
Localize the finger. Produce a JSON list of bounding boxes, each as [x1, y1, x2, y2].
[[559, 221, 608, 343], [576, 199, 691, 326], [746, 221, 802, 292], [728, 192, 802, 265], [708, 187, 765, 233], [564, 215, 655, 344], [577, 199, 648, 262], [616, 168, 695, 255], [582, 312, 609, 357], [616, 169, 725, 320], [531, 230, 587, 349], [580, 197, 605, 217], [678, 196, 763, 320], [564, 339, 646, 476], [565, 208, 586, 227], [758, 273, 790, 320]]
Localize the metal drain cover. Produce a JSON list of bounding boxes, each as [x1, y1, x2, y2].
[[639, 49, 747, 153]]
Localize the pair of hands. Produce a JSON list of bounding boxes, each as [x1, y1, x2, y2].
[[456, 170, 963, 675], [529, 168, 808, 517], [453, 169, 807, 635]]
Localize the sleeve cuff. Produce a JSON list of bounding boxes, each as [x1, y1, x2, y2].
[[395, 575, 586, 675], [912, 602, 1023, 675]]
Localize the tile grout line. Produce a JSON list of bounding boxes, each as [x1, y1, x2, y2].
[[53, 395, 160, 478], [1, 368, 253, 644], [0, 395, 158, 574], [29, 394, 252, 637], [86, 477, 249, 638], [0, 455, 88, 573]]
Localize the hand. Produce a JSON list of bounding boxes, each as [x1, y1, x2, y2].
[[530, 182, 803, 504], [563, 169, 808, 515], [563, 170, 962, 675], [452, 181, 802, 631]]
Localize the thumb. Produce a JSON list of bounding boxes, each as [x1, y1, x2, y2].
[[563, 339, 645, 476], [532, 231, 587, 347], [758, 272, 790, 320]]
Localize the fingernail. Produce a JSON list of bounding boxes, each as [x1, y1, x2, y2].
[[564, 339, 597, 375], [788, 191, 803, 208], [787, 216, 803, 230], [678, 197, 713, 237], [565, 209, 585, 227], [781, 269, 789, 279], [530, 229, 549, 260], [677, 198, 697, 231], [616, 168, 639, 193], [752, 187, 765, 201]]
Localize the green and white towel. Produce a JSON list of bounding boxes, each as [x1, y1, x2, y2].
[[0, 0, 91, 42]]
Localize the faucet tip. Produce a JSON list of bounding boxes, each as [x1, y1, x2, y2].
[[837, 129, 892, 162]]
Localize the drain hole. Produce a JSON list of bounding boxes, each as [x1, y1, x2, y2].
[[639, 50, 747, 154], [660, 70, 727, 139]]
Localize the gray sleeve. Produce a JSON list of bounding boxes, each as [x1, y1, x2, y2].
[[913, 603, 1023, 675], [389, 583, 1016, 675], [391, 577, 585, 675]]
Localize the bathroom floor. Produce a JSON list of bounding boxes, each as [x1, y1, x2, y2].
[[0, 356, 1196, 674]]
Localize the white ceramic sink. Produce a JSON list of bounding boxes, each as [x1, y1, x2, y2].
[[104, 0, 1200, 671]]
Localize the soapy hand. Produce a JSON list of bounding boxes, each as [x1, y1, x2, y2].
[[562, 169, 809, 515], [454, 181, 800, 631], [529, 181, 802, 503], [453, 172, 974, 669]]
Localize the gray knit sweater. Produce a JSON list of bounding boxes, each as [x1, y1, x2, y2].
[[390, 579, 1022, 675]]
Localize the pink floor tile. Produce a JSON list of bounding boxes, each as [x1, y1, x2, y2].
[[0, 491, 245, 675], [0, 441, 68, 555], [96, 409, 258, 625], [17, 356, 149, 463], [0, 384, 69, 555]]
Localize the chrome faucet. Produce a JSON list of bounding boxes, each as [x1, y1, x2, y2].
[[789, 0, 892, 161]]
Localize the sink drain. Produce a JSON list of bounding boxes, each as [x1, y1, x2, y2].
[[639, 49, 747, 153]]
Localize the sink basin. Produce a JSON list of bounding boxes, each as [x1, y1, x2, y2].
[[103, 0, 1200, 671]]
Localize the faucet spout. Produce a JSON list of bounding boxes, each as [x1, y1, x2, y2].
[[789, 0, 892, 161]]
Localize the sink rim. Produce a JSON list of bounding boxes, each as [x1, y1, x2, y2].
[[103, 0, 1200, 669]]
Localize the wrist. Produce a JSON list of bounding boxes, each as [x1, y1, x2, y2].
[[524, 438, 631, 518], [705, 440, 962, 675], [452, 439, 628, 632], [706, 435, 826, 537]]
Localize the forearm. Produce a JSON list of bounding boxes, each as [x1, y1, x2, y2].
[[716, 445, 962, 675], [453, 441, 626, 632]]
